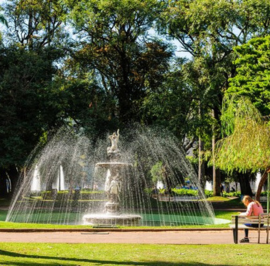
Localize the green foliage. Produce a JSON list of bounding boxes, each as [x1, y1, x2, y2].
[[53, 71, 115, 139], [142, 61, 194, 141], [220, 95, 262, 137], [0, 0, 71, 191], [150, 162, 163, 184], [214, 96, 270, 172], [228, 36, 270, 116], [204, 190, 213, 198], [222, 191, 241, 198], [0, 46, 65, 169], [2, 0, 270, 199], [172, 188, 198, 197], [157, 0, 270, 151], [65, 0, 173, 124], [5, 0, 68, 48]]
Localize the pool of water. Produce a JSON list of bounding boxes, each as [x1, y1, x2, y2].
[[3, 209, 231, 226]]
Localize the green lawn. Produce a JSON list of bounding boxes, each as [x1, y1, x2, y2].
[[0, 243, 269, 266], [0, 198, 265, 266]]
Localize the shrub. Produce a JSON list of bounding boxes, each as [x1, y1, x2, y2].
[[172, 188, 198, 197], [222, 191, 241, 197], [204, 190, 213, 198]]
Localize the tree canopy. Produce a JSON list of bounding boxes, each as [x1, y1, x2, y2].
[[228, 36, 270, 115], [1, 0, 270, 197], [214, 96, 270, 173]]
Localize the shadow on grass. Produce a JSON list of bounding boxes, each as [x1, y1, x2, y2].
[[0, 249, 227, 266]]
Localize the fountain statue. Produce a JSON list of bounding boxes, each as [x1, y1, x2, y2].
[[107, 129, 120, 154]]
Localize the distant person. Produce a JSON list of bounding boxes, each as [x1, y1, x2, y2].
[[239, 195, 264, 243], [220, 184, 224, 193], [220, 184, 224, 196], [226, 186, 230, 193], [151, 187, 158, 195], [231, 187, 235, 192]]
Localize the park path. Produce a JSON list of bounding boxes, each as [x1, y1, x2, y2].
[[0, 230, 267, 244]]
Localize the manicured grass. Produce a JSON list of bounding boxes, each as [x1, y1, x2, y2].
[[215, 210, 239, 220], [0, 243, 269, 265], [206, 196, 231, 201]]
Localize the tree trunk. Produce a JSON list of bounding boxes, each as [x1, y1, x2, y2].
[[212, 109, 221, 196], [0, 168, 8, 198], [213, 167, 221, 196], [255, 169, 270, 201], [238, 172, 253, 196], [198, 137, 205, 189]]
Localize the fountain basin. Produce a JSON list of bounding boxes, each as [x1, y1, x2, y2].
[[83, 213, 142, 226]]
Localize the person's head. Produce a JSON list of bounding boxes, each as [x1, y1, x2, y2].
[[242, 195, 253, 207]]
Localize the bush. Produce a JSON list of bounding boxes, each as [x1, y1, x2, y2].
[[204, 190, 241, 198], [172, 188, 198, 197], [222, 191, 241, 197], [204, 190, 213, 198]]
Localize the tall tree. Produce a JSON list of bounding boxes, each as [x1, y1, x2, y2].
[[65, 0, 173, 124], [0, 46, 65, 196], [158, 0, 270, 194], [224, 35, 270, 198], [141, 59, 195, 148], [0, 0, 69, 196], [4, 0, 67, 49], [213, 96, 269, 198]]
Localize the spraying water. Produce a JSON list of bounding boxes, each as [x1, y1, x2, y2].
[[6, 126, 215, 226]]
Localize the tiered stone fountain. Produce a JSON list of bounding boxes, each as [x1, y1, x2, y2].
[[82, 130, 142, 226]]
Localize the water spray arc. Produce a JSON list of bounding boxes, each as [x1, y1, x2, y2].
[[6, 127, 215, 226]]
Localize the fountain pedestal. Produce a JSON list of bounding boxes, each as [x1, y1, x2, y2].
[[105, 202, 120, 214]]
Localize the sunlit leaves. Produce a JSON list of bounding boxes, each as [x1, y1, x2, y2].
[[65, 0, 172, 123], [214, 96, 270, 173], [228, 36, 270, 116]]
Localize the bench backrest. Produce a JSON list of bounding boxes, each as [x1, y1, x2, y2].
[[232, 214, 270, 225]]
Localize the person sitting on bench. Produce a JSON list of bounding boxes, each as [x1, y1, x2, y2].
[[239, 195, 264, 243]]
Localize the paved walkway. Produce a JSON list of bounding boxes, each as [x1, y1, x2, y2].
[[0, 229, 267, 244]]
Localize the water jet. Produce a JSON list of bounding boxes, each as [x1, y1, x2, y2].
[[6, 127, 215, 226]]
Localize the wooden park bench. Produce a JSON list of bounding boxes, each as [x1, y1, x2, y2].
[[230, 214, 270, 244]]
